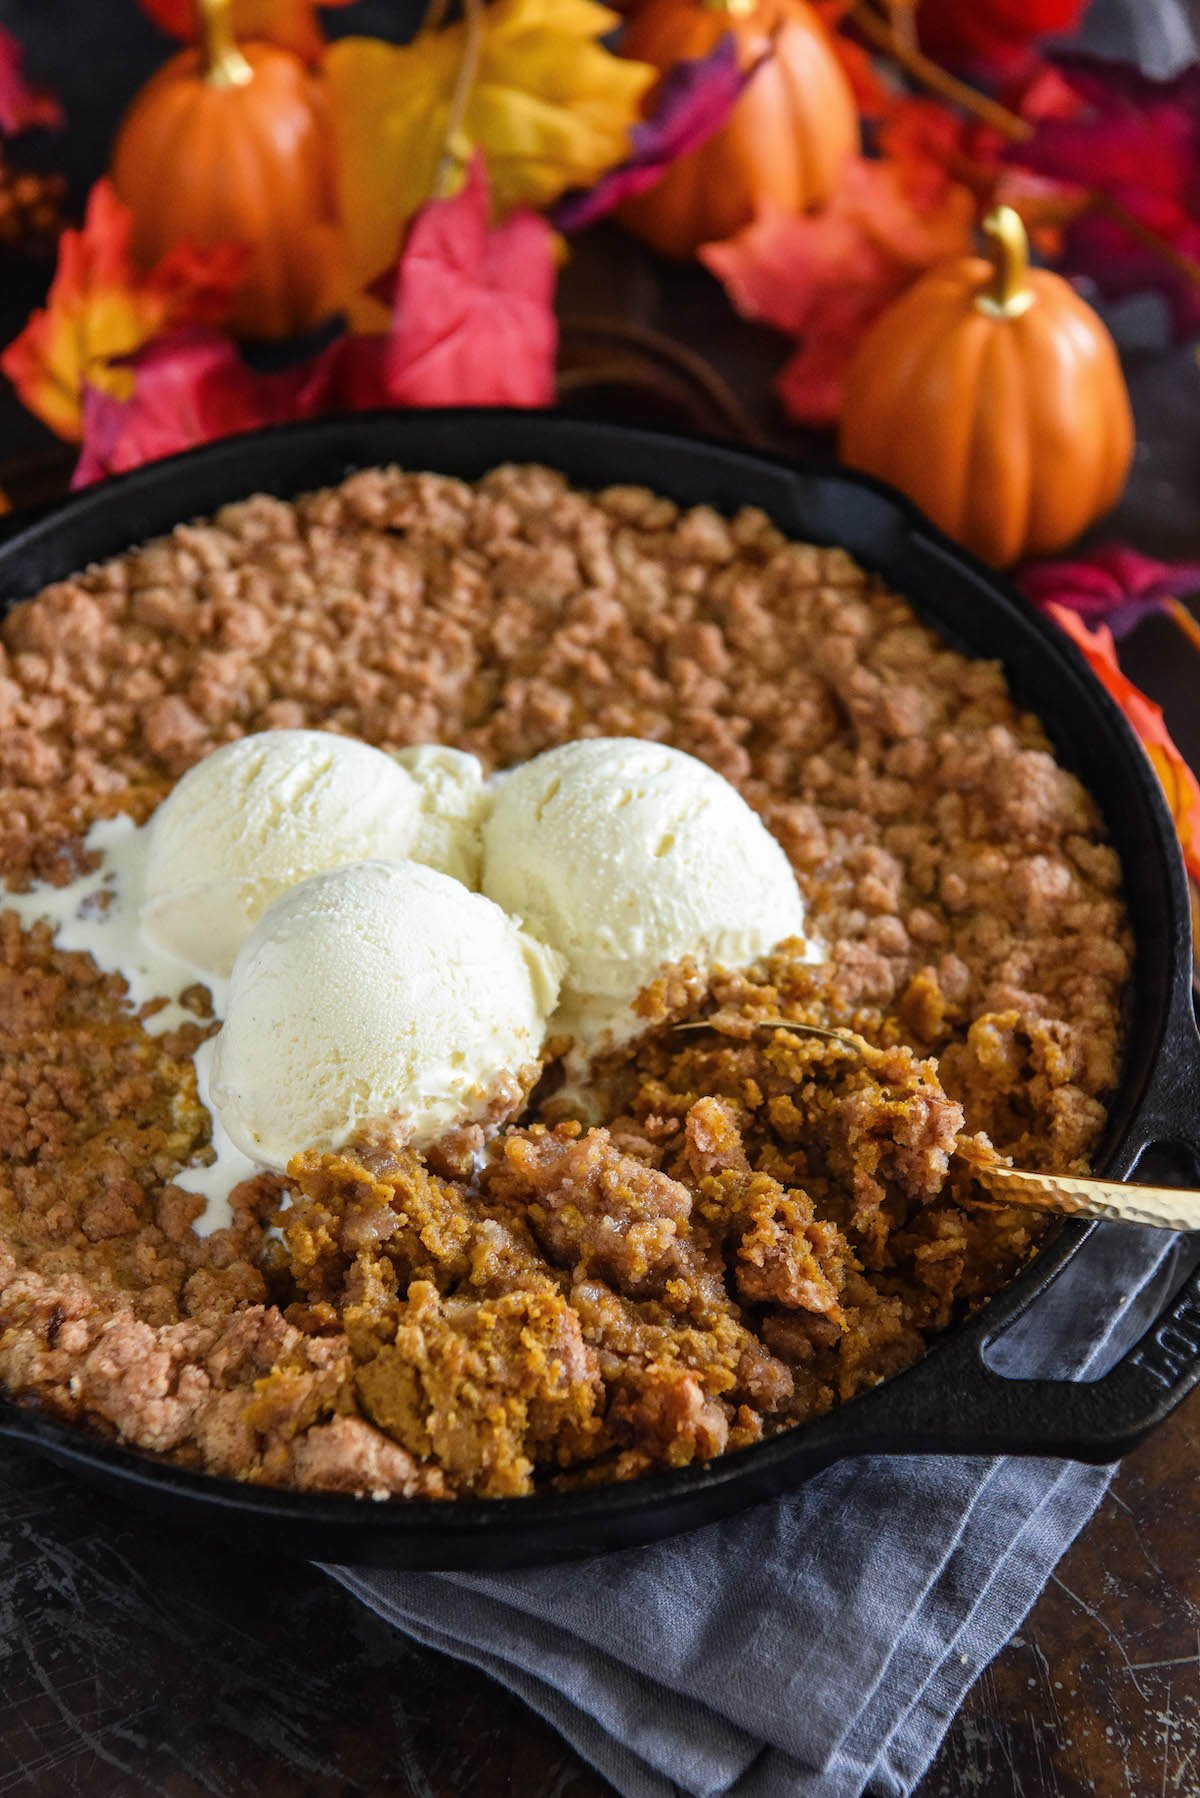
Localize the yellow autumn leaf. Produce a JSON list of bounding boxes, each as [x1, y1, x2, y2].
[[328, 0, 654, 308]]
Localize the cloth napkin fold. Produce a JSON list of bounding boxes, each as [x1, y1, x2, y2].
[[327, 1224, 1183, 1798]]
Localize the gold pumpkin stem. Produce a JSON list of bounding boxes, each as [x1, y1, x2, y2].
[[198, 0, 253, 88], [978, 206, 1034, 319]]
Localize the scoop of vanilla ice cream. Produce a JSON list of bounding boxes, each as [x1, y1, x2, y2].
[[141, 731, 426, 979], [209, 859, 564, 1169], [481, 738, 808, 1042], [392, 745, 488, 889]]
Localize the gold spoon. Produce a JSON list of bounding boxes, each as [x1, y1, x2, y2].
[[673, 1017, 1200, 1231]]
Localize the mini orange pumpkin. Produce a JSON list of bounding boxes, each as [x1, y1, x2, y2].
[[838, 206, 1134, 567], [111, 0, 343, 340], [618, 0, 858, 259]]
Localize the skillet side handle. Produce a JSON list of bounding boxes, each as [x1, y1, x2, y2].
[[866, 1257, 1200, 1465]]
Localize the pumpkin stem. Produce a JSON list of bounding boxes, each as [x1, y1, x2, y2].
[[198, 0, 253, 89], [978, 206, 1034, 320], [701, 0, 757, 15]]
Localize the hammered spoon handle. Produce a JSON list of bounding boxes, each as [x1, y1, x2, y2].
[[675, 1016, 1200, 1230]]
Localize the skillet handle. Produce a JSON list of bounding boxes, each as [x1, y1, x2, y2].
[[864, 1253, 1200, 1464]]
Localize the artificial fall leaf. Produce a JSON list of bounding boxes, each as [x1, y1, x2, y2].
[[1007, 61, 1086, 124], [1011, 54, 1200, 201], [1046, 602, 1200, 887], [73, 327, 405, 487], [553, 35, 751, 232], [877, 100, 980, 211], [72, 329, 306, 487], [916, 0, 1086, 77], [327, 0, 654, 301], [1019, 546, 1200, 640], [877, 96, 1085, 255], [383, 154, 556, 406], [72, 164, 556, 486], [1061, 206, 1200, 341], [0, 26, 63, 135], [701, 151, 973, 426], [1007, 54, 1200, 339], [136, 0, 354, 61], [1, 179, 246, 442]]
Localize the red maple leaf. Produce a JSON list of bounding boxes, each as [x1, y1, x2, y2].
[[0, 26, 63, 135], [2, 178, 246, 441], [383, 154, 557, 409], [701, 150, 973, 426], [72, 329, 307, 487]]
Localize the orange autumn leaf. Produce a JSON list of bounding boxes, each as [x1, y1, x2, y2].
[[136, 0, 353, 61], [1, 178, 246, 442], [1047, 602, 1200, 886]]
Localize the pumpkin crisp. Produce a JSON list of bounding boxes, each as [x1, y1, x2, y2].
[[0, 464, 1131, 1498]]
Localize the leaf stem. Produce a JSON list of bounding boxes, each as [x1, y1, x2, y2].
[[846, 0, 1030, 139], [1091, 190, 1200, 292], [432, 0, 485, 199], [883, 0, 918, 56]]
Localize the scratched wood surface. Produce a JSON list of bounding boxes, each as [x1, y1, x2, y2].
[[2, 1394, 1199, 1798], [2, 2, 1200, 1794]]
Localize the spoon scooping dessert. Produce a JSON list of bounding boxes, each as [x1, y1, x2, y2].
[[674, 1017, 1200, 1231]]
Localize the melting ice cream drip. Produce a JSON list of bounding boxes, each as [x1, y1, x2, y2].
[[173, 1035, 263, 1238], [5, 814, 240, 1231], [5, 814, 228, 1031]]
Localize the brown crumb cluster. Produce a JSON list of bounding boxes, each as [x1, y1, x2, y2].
[[0, 464, 1131, 1498]]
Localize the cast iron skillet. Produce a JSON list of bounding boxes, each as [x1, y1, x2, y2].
[[1, 410, 1199, 1569]]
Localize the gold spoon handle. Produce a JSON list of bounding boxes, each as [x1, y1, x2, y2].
[[971, 1163, 1200, 1232], [674, 1016, 1200, 1230]]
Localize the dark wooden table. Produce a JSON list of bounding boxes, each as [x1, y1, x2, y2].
[[3, 3, 1200, 1794]]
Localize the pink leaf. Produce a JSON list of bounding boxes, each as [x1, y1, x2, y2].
[[1018, 545, 1200, 639], [384, 155, 557, 409], [73, 330, 305, 488], [701, 156, 973, 427]]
